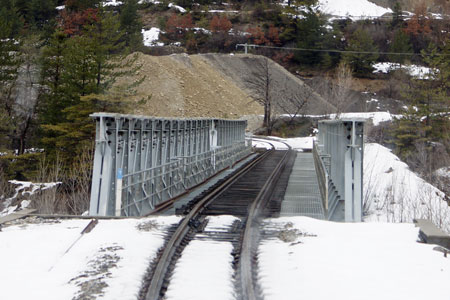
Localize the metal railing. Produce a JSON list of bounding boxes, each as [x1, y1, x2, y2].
[[89, 113, 250, 216], [314, 119, 365, 222]]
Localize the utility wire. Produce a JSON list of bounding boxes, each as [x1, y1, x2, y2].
[[236, 43, 450, 56]]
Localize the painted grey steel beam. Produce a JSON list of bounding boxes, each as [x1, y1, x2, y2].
[[89, 113, 249, 217], [314, 118, 365, 222]]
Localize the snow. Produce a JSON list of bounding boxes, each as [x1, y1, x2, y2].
[[252, 139, 273, 149], [330, 112, 401, 126], [20, 200, 30, 209], [251, 137, 290, 150], [165, 240, 235, 300], [435, 166, 450, 179], [364, 143, 450, 232], [317, 0, 392, 20], [168, 3, 186, 13], [307, 111, 401, 126], [259, 216, 450, 300], [142, 27, 164, 47], [0, 216, 180, 300], [373, 62, 434, 79], [266, 136, 314, 151], [1, 180, 61, 217], [193, 27, 211, 34], [103, 0, 122, 6], [165, 215, 238, 300]]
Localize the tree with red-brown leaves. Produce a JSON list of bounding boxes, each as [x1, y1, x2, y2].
[[164, 13, 193, 41], [59, 7, 99, 36], [248, 25, 281, 47], [248, 27, 267, 45], [210, 15, 232, 33], [404, 3, 431, 37], [267, 25, 281, 46], [403, 2, 432, 52], [207, 15, 233, 52], [272, 52, 294, 67]]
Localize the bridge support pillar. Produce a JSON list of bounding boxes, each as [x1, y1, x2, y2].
[[314, 119, 364, 222]]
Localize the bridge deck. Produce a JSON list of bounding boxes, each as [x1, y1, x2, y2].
[[280, 152, 325, 219]]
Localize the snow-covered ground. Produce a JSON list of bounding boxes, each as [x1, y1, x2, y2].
[[0, 180, 61, 217], [317, 0, 391, 20], [305, 111, 401, 126], [252, 136, 314, 151], [329, 111, 401, 126], [103, 0, 122, 6], [259, 217, 450, 300], [2, 137, 449, 299], [142, 27, 164, 47], [165, 215, 238, 300], [435, 166, 450, 179], [0, 216, 180, 300], [252, 135, 449, 232], [373, 62, 434, 79], [364, 143, 450, 232]]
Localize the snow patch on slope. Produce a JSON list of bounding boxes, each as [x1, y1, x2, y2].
[[318, 0, 392, 19], [307, 111, 401, 126], [0, 180, 61, 217], [364, 143, 450, 232], [373, 62, 434, 79], [142, 27, 164, 46]]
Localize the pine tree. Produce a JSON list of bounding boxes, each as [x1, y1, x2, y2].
[[40, 9, 142, 163], [27, 0, 58, 29], [39, 30, 70, 126], [293, 7, 328, 66], [391, 2, 403, 28], [119, 0, 142, 50], [342, 28, 379, 76], [392, 42, 449, 172], [0, 13, 22, 151], [65, 0, 101, 12], [0, 2, 24, 37], [389, 29, 412, 64]]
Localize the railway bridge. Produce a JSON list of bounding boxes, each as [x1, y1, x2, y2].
[[89, 113, 364, 222]]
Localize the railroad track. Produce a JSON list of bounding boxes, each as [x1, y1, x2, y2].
[[139, 147, 294, 300]]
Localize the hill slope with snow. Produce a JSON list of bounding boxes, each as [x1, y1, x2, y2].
[[364, 143, 450, 232], [318, 0, 392, 19]]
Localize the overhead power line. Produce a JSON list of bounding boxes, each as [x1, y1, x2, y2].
[[236, 43, 450, 56]]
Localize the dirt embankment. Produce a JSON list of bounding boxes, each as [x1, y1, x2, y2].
[[130, 53, 263, 119], [127, 53, 330, 120]]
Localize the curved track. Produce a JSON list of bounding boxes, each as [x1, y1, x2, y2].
[[142, 148, 292, 300]]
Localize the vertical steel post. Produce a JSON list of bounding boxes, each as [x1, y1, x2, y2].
[[316, 119, 365, 222]]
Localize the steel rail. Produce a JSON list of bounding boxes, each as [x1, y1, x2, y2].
[[251, 136, 292, 151], [144, 149, 273, 300], [239, 149, 290, 300]]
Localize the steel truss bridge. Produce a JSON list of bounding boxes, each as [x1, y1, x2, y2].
[[89, 113, 364, 222]]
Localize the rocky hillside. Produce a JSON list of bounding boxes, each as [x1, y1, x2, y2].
[[129, 53, 330, 119]]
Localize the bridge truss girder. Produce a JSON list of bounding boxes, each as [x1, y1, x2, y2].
[[89, 113, 249, 217]]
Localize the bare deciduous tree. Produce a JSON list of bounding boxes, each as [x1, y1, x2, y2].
[[244, 57, 311, 134], [276, 78, 310, 125], [245, 57, 274, 133], [331, 61, 354, 117]]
